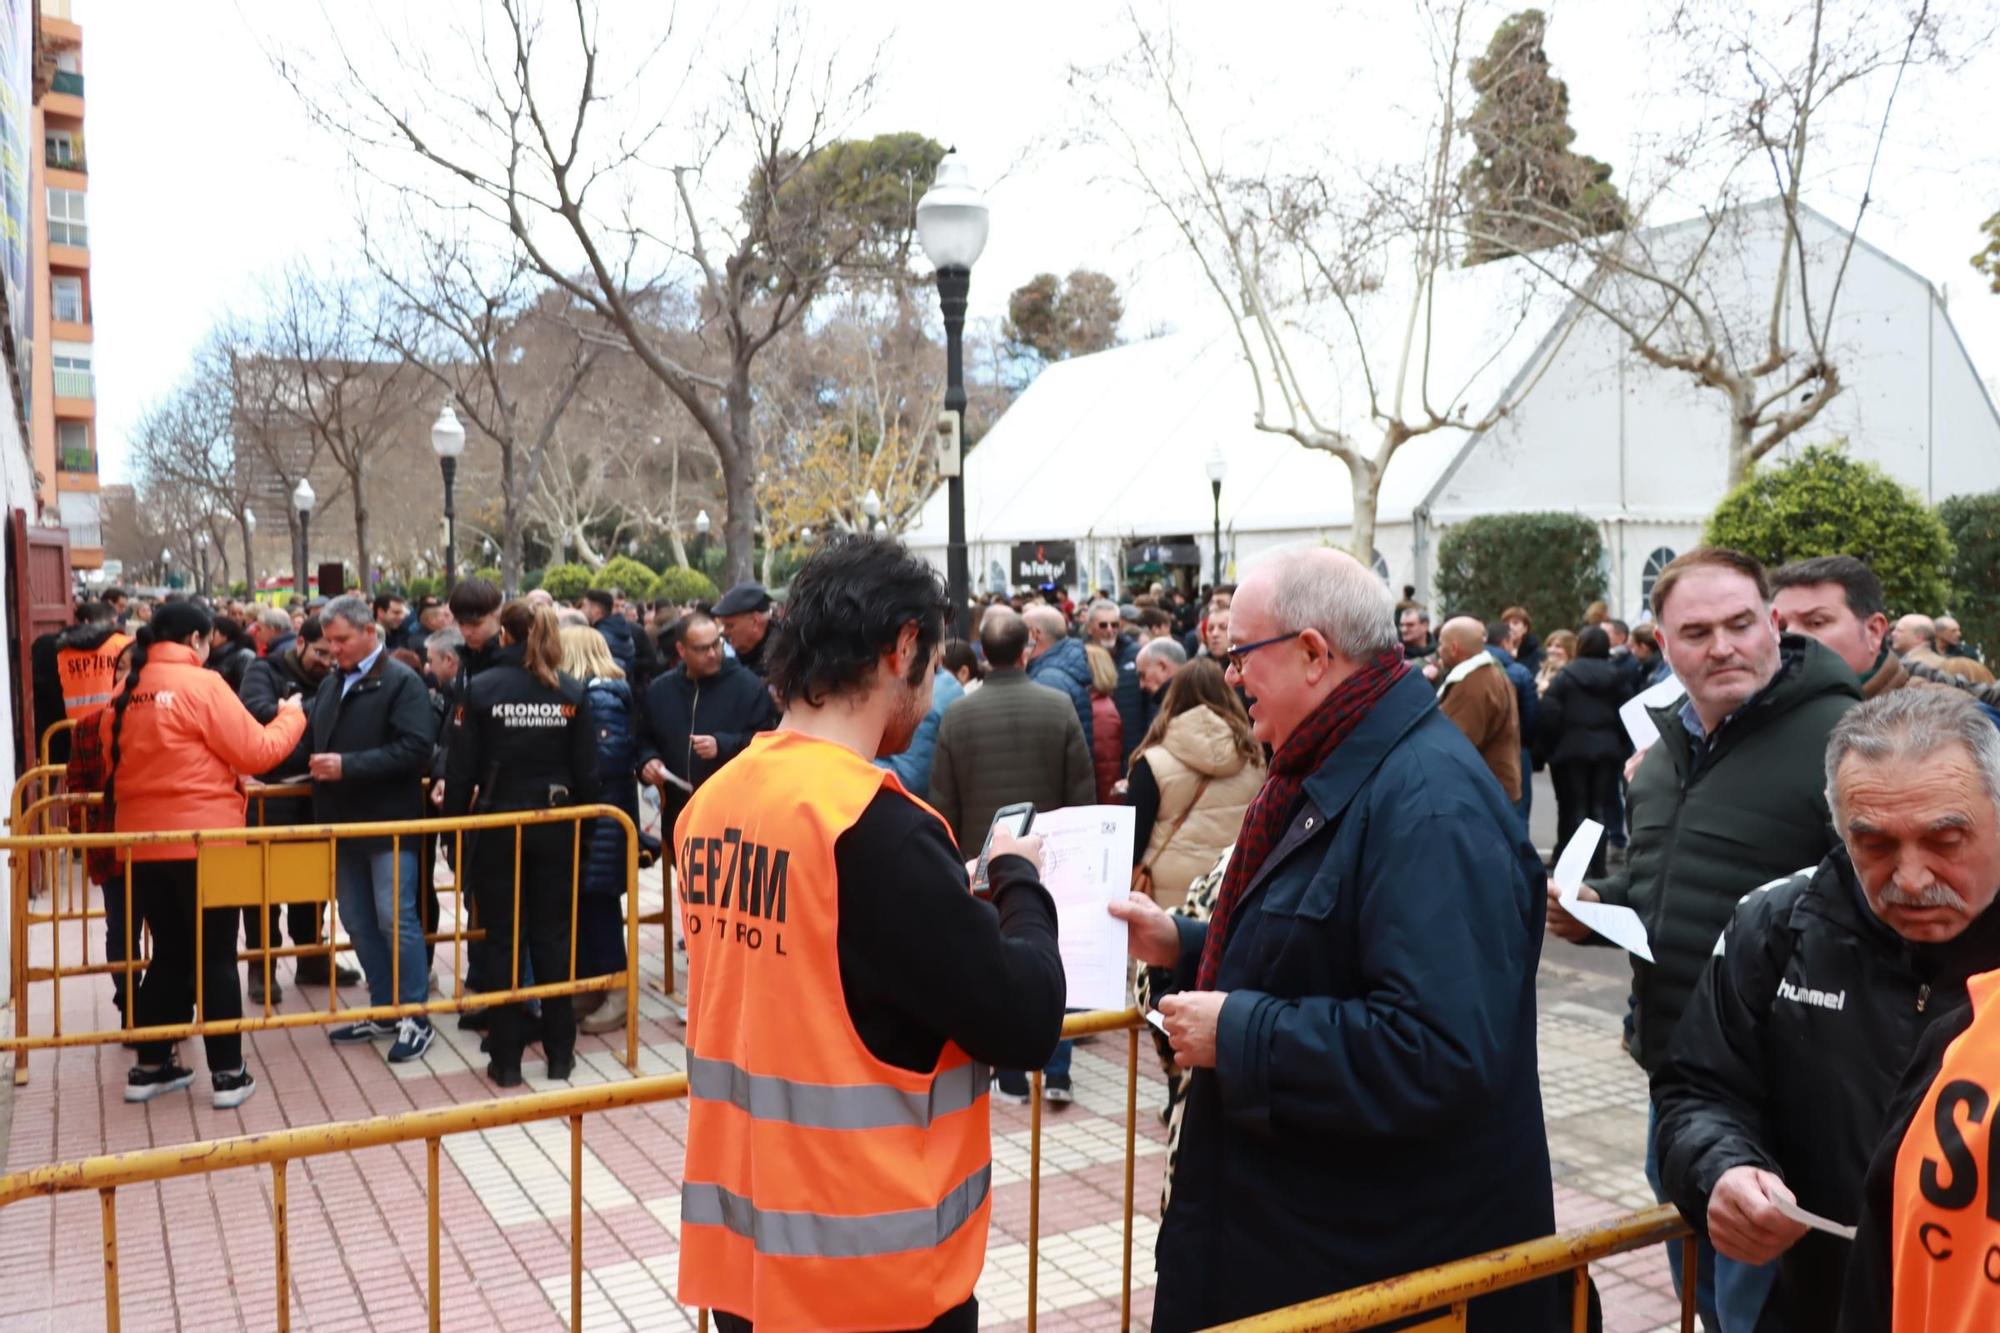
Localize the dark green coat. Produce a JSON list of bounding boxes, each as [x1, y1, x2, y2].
[[1592, 635, 1860, 1074]]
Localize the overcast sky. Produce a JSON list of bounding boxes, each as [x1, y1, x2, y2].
[[82, 0, 2000, 484]]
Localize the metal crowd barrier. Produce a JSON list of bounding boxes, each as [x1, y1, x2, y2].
[[4, 802, 643, 1084], [39, 717, 76, 769]]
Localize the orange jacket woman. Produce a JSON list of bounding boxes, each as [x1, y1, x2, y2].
[[102, 601, 306, 1112]]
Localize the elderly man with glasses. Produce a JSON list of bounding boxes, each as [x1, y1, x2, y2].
[[1109, 548, 1557, 1330], [636, 612, 777, 828]]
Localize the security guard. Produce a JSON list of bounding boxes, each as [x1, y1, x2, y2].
[[444, 597, 598, 1088], [676, 536, 1065, 1332], [55, 600, 132, 720]]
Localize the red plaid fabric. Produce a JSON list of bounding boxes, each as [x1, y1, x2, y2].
[[1195, 648, 1408, 990]]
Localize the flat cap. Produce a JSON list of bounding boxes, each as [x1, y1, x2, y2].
[[713, 581, 773, 617]]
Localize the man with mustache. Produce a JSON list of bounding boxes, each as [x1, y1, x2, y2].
[[1549, 546, 1860, 1330], [1652, 688, 2000, 1333]]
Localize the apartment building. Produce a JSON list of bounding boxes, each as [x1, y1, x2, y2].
[[30, 0, 97, 567]]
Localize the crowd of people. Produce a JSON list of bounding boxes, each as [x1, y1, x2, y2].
[[33, 531, 2000, 1331]]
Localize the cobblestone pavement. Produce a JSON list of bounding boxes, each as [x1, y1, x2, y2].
[[1, 814, 1688, 1330]]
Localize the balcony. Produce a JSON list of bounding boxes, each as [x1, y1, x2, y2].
[[58, 445, 95, 472], [51, 70, 83, 97], [46, 147, 84, 174], [53, 367, 93, 398]]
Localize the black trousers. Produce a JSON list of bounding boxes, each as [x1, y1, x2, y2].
[[132, 859, 243, 1071], [104, 875, 141, 1007], [713, 1297, 977, 1333], [470, 821, 576, 1069], [1551, 759, 1622, 880], [242, 902, 323, 953]]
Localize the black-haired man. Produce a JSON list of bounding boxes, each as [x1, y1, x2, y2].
[[674, 535, 1064, 1332], [582, 588, 639, 678], [636, 612, 775, 830]]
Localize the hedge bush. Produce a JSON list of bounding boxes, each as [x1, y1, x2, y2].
[[538, 563, 593, 603], [654, 566, 719, 605], [1940, 492, 2000, 657], [1703, 444, 1953, 615], [595, 555, 660, 602], [403, 576, 440, 601], [1433, 512, 1607, 634], [471, 566, 503, 588]]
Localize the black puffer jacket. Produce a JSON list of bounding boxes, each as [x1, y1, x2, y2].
[[239, 647, 327, 823], [1652, 847, 2000, 1333], [1593, 636, 1861, 1074], [1534, 655, 1636, 765], [634, 659, 776, 828], [443, 644, 599, 817], [307, 651, 437, 833]]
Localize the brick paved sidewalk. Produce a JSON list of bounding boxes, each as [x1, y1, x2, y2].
[[0, 867, 1686, 1331]]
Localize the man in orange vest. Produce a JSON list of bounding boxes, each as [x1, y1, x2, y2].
[[675, 534, 1067, 1333], [54, 600, 131, 718]]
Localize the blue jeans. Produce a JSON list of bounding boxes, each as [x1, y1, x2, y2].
[[1515, 748, 1534, 831], [335, 844, 426, 1009], [1645, 1104, 1776, 1331]]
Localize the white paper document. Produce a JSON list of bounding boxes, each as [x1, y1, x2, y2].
[[1031, 805, 1137, 1012], [1146, 1009, 1169, 1034], [1619, 674, 1688, 751], [1770, 1194, 1858, 1241], [1552, 819, 1655, 962]]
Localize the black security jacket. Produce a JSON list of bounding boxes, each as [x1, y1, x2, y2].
[[443, 645, 599, 816], [635, 660, 776, 824], [308, 651, 436, 830], [1652, 847, 2000, 1333]]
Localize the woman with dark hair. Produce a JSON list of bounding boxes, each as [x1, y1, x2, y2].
[[1535, 624, 1638, 879], [444, 598, 598, 1087], [1126, 658, 1266, 908], [940, 639, 982, 691], [207, 615, 258, 694], [103, 601, 308, 1107]]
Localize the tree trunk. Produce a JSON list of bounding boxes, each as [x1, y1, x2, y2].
[[721, 374, 756, 585], [352, 483, 371, 594], [1348, 461, 1383, 572], [240, 510, 256, 597], [501, 439, 524, 595], [1725, 382, 1758, 489], [667, 440, 690, 569]]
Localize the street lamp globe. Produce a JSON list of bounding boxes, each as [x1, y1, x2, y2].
[[162, 547, 172, 565], [800, 527, 813, 544], [694, 510, 711, 537], [197, 532, 208, 550], [1206, 448, 1228, 487], [244, 509, 257, 534], [862, 487, 882, 521], [431, 403, 466, 459], [873, 520, 888, 537], [293, 478, 316, 515], [916, 152, 990, 271]]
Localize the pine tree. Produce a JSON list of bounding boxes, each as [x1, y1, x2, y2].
[[1460, 10, 1627, 266]]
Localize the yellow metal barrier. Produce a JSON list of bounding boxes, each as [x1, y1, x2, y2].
[[0, 1008, 1152, 1333], [39, 717, 76, 769], [4, 803, 644, 1085]]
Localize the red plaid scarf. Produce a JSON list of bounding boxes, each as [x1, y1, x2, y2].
[[1196, 648, 1408, 989]]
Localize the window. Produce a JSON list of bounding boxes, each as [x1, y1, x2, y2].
[[52, 341, 91, 398], [57, 422, 91, 471], [47, 188, 86, 247], [45, 132, 75, 167], [57, 491, 101, 549], [1640, 547, 1678, 613], [51, 276, 82, 323]]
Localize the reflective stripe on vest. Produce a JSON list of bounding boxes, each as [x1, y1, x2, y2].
[[1891, 969, 2000, 1333], [674, 731, 991, 1333], [688, 1054, 992, 1131], [682, 1164, 992, 1259]]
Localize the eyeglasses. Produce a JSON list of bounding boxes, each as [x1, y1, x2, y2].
[[1225, 631, 1301, 671]]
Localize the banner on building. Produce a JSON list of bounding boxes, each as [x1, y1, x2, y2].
[[1010, 541, 1076, 587]]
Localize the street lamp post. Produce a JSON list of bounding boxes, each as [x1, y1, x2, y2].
[[293, 478, 316, 601], [161, 546, 173, 588], [197, 532, 209, 596], [1205, 448, 1228, 587], [862, 486, 881, 534], [431, 403, 467, 591], [917, 150, 989, 640], [243, 508, 257, 593], [694, 509, 711, 573]]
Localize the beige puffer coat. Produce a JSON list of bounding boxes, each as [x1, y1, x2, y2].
[[1136, 705, 1265, 907]]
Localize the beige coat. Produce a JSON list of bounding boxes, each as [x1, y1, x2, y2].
[[1137, 706, 1265, 907]]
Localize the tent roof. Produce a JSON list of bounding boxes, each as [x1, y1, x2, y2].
[[905, 251, 1574, 550]]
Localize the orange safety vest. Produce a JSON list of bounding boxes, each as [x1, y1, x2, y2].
[[1891, 968, 2000, 1333], [674, 730, 991, 1333], [56, 632, 130, 718]]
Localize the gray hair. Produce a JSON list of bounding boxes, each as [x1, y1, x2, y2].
[[1825, 688, 2000, 822], [426, 627, 465, 659], [1087, 598, 1119, 618], [321, 594, 374, 633], [255, 606, 291, 634], [1262, 548, 1399, 659], [1137, 638, 1187, 669]]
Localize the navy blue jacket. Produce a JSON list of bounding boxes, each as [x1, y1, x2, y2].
[[594, 613, 639, 679], [635, 659, 777, 827], [580, 677, 639, 894], [1487, 644, 1538, 745], [876, 669, 963, 797], [1153, 670, 1557, 1331], [1027, 635, 1095, 749]]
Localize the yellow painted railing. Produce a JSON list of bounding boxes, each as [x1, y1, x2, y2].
[[5, 801, 643, 1084]]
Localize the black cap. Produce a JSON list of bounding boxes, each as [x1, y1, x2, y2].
[[713, 581, 773, 617]]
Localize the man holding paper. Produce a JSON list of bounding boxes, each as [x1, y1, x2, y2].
[[1111, 548, 1557, 1331], [1548, 546, 1860, 1329], [673, 536, 1066, 1333], [1654, 689, 2000, 1333]]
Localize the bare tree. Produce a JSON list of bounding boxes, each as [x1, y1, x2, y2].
[[128, 333, 263, 588], [1076, 3, 1567, 562], [1461, 0, 1947, 484], [367, 210, 600, 592], [276, 1, 928, 584]]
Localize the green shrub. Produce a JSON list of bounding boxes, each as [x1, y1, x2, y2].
[[520, 568, 544, 593], [595, 555, 660, 602], [403, 575, 439, 600], [654, 565, 719, 605], [471, 566, 503, 588], [1433, 511, 1607, 633], [539, 563, 593, 603], [1939, 492, 2000, 657], [1703, 443, 1953, 615]]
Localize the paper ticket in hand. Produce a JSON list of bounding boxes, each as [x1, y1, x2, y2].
[[1619, 674, 1687, 751], [1146, 1009, 1170, 1034], [1769, 1193, 1858, 1240], [1553, 819, 1655, 962]]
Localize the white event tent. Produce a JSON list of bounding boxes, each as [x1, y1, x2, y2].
[[905, 201, 2000, 619]]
